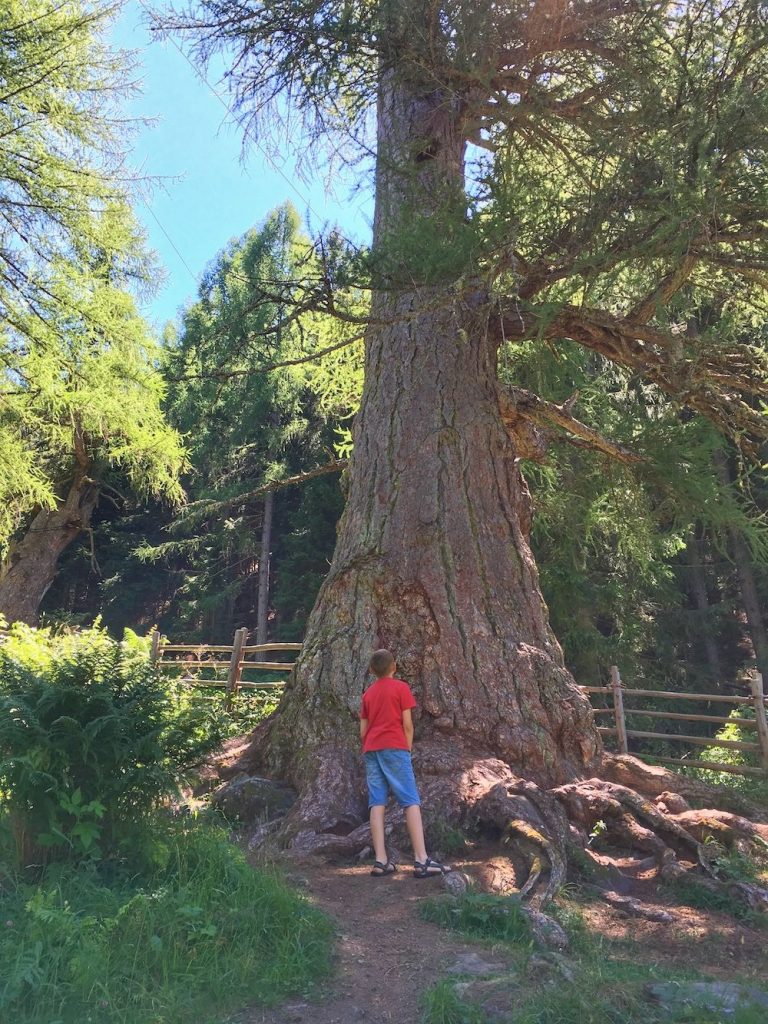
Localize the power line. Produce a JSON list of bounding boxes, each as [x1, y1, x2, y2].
[[141, 198, 198, 285], [134, 0, 362, 253]]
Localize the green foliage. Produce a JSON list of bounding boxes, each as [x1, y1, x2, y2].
[[508, 338, 768, 690], [0, 814, 333, 1023], [190, 688, 281, 740], [684, 708, 768, 803], [0, 624, 220, 864], [0, 1, 136, 325], [420, 893, 532, 947], [0, 3, 184, 559]]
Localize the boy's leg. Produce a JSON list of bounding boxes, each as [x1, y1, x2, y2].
[[404, 804, 428, 864], [378, 751, 451, 875], [364, 752, 392, 866], [369, 804, 388, 864]]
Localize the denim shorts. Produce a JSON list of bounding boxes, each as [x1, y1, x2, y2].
[[364, 749, 421, 808]]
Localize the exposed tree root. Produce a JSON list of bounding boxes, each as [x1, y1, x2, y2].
[[227, 739, 768, 919], [601, 754, 768, 821], [581, 886, 676, 923]]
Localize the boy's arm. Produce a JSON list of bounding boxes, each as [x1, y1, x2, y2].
[[402, 708, 414, 751], [360, 718, 368, 743]]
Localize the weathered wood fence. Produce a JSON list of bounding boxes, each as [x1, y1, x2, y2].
[[580, 666, 768, 779], [150, 628, 301, 709], [149, 630, 768, 779]]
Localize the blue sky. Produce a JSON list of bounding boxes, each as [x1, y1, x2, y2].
[[110, 2, 373, 329]]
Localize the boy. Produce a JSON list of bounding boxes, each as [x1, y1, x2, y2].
[[360, 649, 451, 878]]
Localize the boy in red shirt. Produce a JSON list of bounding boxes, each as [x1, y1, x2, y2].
[[360, 649, 451, 878]]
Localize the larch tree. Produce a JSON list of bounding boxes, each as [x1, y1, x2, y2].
[[168, 0, 768, 902], [0, 2, 185, 623], [154, 203, 357, 641]]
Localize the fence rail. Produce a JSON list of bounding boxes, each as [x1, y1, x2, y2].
[[150, 628, 301, 708], [149, 629, 768, 780], [579, 666, 768, 779]]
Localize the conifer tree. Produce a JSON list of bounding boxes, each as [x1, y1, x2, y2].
[[0, 3, 184, 622], [153, 204, 352, 640], [169, 0, 768, 899]]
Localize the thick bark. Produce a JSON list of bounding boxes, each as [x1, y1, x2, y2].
[[0, 472, 99, 625], [241, 70, 599, 838], [256, 491, 274, 645]]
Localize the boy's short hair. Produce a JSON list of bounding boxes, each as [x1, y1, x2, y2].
[[369, 649, 396, 677]]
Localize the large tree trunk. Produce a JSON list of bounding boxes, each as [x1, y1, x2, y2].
[[0, 471, 99, 625], [240, 71, 599, 844]]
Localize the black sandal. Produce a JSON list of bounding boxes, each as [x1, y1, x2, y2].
[[370, 860, 397, 877], [413, 857, 452, 878]]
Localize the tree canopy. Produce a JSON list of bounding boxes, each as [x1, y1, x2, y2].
[[168, 0, 768, 457], [0, 1, 184, 621]]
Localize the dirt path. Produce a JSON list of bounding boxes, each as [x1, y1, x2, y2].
[[230, 851, 767, 1024], [235, 861, 507, 1024]]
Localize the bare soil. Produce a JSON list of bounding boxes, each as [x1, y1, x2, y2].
[[235, 859, 510, 1024], [231, 848, 766, 1024]]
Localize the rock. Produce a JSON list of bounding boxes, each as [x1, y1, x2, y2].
[[476, 856, 519, 895], [442, 869, 472, 896], [522, 907, 569, 950], [647, 981, 768, 1015], [528, 952, 576, 984], [281, 1002, 310, 1022], [447, 952, 507, 977], [453, 977, 519, 1021], [213, 774, 296, 823]]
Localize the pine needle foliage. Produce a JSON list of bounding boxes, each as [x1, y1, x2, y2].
[[0, 2, 184, 586]]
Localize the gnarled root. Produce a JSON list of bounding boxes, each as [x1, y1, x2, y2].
[[474, 779, 568, 904], [553, 775, 768, 914], [602, 754, 768, 822]]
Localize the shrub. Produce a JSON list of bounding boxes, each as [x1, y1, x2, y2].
[[0, 623, 221, 865], [686, 707, 768, 804]]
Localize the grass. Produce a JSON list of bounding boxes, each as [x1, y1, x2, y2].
[[420, 892, 768, 1024], [190, 688, 280, 739], [421, 981, 488, 1024], [419, 892, 533, 947], [0, 813, 333, 1024]]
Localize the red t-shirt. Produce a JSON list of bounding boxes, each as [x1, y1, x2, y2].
[[360, 677, 417, 752]]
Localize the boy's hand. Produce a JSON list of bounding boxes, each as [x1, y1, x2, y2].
[[402, 708, 414, 751]]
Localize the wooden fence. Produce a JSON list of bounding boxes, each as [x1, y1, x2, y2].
[[580, 666, 768, 779], [149, 630, 768, 779], [150, 628, 301, 709]]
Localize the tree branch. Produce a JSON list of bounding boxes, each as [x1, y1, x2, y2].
[[498, 384, 642, 465], [523, 305, 767, 452]]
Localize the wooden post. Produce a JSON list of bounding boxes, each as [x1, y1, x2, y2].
[[225, 627, 249, 710], [150, 629, 161, 665], [750, 673, 768, 774], [611, 665, 629, 755]]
